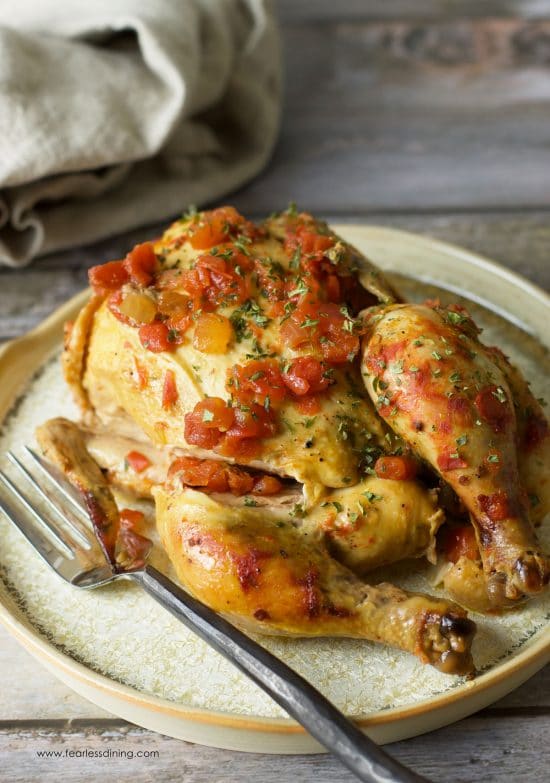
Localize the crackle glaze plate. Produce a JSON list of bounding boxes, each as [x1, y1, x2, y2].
[[0, 225, 548, 754]]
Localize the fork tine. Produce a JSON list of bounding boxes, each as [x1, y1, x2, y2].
[[7, 452, 92, 550], [0, 470, 76, 566], [0, 470, 74, 558], [24, 446, 88, 517]]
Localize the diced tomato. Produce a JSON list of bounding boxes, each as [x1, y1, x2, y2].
[[218, 403, 278, 457], [374, 455, 418, 481], [474, 386, 510, 433], [437, 451, 468, 472], [286, 226, 334, 257], [227, 359, 287, 406], [218, 435, 262, 459], [195, 398, 234, 430], [184, 413, 222, 449], [155, 269, 185, 291], [89, 260, 129, 295], [168, 456, 280, 498], [187, 207, 245, 250], [187, 398, 233, 433], [226, 466, 255, 496], [279, 315, 313, 351], [169, 456, 229, 493], [253, 475, 283, 496], [138, 322, 175, 353], [254, 258, 286, 301], [280, 301, 360, 364], [281, 356, 331, 396], [123, 242, 158, 287], [181, 253, 251, 308], [157, 289, 192, 334], [226, 404, 277, 439], [442, 525, 479, 564], [162, 370, 178, 408], [125, 451, 151, 473], [184, 398, 234, 450], [133, 356, 148, 390]]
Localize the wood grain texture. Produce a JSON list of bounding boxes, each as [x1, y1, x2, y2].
[[276, 1, 550, 22], [231, 15, 550, 213], [1, 713, 550, 783]]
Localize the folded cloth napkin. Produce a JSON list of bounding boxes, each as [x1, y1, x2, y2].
[[0, 0, 281, 266]]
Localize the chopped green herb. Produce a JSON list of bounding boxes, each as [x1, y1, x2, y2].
[[181, 204, 198, 221], [363, 491, 383, 503], [390, 360, 404, 375], [321, 501, 343, 513], [300, 318, 319, 329], [446, 311, 467, 326]]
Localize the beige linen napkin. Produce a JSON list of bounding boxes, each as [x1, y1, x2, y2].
[[0, 0, 281, 266]]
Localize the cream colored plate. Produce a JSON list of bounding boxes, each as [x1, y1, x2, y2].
[[0, 225, 549, 754]]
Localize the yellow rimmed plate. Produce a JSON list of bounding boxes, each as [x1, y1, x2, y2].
[[0, 225, 548, 753]]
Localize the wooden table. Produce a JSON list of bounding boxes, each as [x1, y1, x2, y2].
[[1, 3, 549, 781]]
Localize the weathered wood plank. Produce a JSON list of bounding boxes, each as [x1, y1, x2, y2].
[[2, 713, 550, 783], [0, 210, 547, 342], [276, 1, 550, 22], [0, 628, 112, 721], [231, 17, 550, 213]]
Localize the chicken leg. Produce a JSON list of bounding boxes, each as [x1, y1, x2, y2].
[[361, 302, 550, 605]]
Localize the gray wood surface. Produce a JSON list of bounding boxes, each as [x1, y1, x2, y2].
[[1, 1, 549, 781]]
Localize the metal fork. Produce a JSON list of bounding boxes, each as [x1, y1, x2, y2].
[[0, 447, 430, 783]]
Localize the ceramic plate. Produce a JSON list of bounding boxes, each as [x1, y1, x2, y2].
[[0, 225, 548, 754]]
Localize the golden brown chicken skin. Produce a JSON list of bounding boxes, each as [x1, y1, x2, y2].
[[361, 302, 550, 606], [37, 205, 549, 676], [154, 471, 475, 675]]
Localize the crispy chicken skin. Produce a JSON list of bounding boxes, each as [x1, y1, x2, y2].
[[155, 478, 475, 675], [361, 302, 550, 605], [36, 205, 550, 675], [35, 418, 151, 570]]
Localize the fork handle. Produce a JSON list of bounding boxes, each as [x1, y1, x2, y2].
[[132, 565, 431, 783]]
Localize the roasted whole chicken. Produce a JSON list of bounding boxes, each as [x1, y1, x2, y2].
[[37, 205, 550, 677]]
